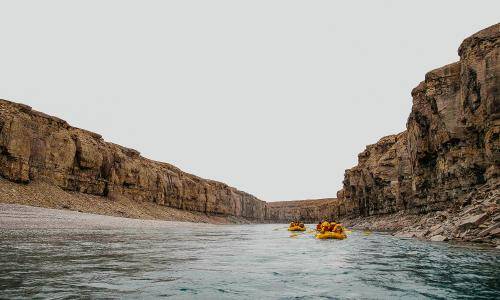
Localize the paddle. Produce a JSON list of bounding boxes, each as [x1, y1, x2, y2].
[[272, 226, 289, 231]]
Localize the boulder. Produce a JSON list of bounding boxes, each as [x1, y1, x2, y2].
[[478, 223, 500, 237], [490, 228, 500, 238], [429, 226, 445, 237], [415, 230, 429, 238], [394, 232, 416, 238], [458, 213, 489, 230], [430, 235, 448, 242]]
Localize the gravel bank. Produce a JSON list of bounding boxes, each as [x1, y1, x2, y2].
[[0, 203, 190, 229], [0, 178, 252, 224]]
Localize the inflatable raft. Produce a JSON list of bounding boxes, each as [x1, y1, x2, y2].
[[315, 231, 347, 240], [288, 226, 306, 232]]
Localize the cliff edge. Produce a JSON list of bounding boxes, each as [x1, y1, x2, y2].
[[0, 100, 268, 221], [335, 23, 499, 245]]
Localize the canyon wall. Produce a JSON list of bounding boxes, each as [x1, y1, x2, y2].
[[267, 198, 337, 223], [0, 100, 268, 220], [0, 24, 497, 227], [336, 24, 499, 220], [0, 100, 341, 224]]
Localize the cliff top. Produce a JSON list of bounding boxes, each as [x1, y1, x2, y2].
[[0, 98, 264, 203], [458, 23, 499, 58]]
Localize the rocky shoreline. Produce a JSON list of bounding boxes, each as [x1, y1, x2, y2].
[[0, 203, 194, 230], [341, 181, 499, 247], [0, 177, 257, 224]]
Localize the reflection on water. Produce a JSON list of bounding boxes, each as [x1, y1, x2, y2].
[[1, 224, 499, 299]]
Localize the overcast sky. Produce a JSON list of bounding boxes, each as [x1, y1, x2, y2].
[[0, 1, 498, 201]]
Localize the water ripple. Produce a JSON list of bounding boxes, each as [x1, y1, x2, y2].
[[1, 225, 499, 299]]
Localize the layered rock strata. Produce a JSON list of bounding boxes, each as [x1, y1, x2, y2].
[[0, 24, 498, 237], [0, 100, 268, 221], [267, 198, 337, 223], [336, 24, 499, 245]]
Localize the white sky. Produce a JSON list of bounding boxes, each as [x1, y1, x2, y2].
[[1, 1, 498, 201]]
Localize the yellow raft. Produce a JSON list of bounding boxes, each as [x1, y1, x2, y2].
[[288, 226, 306, 232], [315, 231, 347, 240]]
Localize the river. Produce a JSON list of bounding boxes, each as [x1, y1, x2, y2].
[[0, 204, 499, 299]]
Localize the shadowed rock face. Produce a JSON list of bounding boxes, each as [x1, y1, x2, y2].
[[0, 101, 268, 220], [337, 23, 499, 219]]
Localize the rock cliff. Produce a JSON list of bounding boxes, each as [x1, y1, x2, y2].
[[0, 100, 341, 224], [1, 24, 498, 235], [267, 198, 337, 223], [336, 24, 499, 244], [0, 100, 268, 221]]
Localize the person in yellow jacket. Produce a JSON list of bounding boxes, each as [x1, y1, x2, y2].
[[333, 223, 344, 234], [320, 221, 330, 233]]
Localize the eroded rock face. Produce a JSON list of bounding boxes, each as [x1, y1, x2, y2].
[[0, 101, 268, 220], [337, 24, 499, 229], [0, 24, 498, 229], [267, 199, 338, 223], [339, 133, 412, 217]]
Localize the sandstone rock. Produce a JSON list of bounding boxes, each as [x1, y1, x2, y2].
[[267, 198, 337, 223], [415, 230, 429, 238], [430, 235, 448, 242], [334, 24, 500, 242], [457, 213, 489, 230], [0, 99, 268, 220], [460, 205, 478, 217], [429, 226, 445, 237], [429, 224, 442, 232], [490, 228, 500, 237], [394, 232, 416, 238], [478, 223, 500, 237]]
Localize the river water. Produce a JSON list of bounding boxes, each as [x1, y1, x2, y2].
[[0, 205, 499, 299]]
